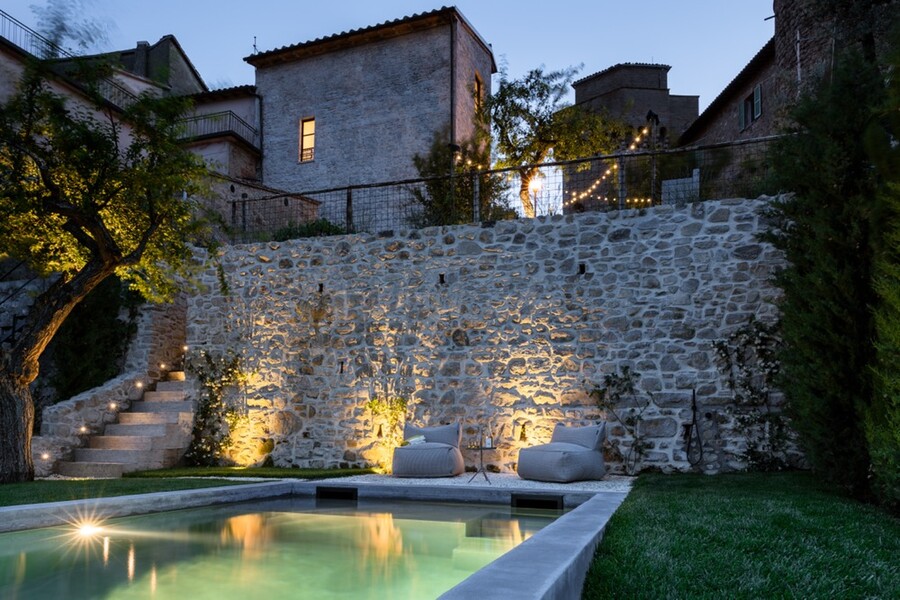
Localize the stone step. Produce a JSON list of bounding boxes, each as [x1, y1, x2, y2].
[[91, 434, 187, 451], [142, 390, 185, 402], [73, 448, 181, 471], [132, 400, 194, 413], [58, 461, 124, 478], [119, 411, 190, 425], [89, 435, 154, 450], [167, 371, 186, 382], [104, 423, 170, 437], [155, 380, 185, 392]]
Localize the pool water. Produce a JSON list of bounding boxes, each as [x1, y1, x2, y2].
[[0, 497, 563, 599]]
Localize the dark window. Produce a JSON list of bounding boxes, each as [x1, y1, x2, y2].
[[739, 84, 762, 130]]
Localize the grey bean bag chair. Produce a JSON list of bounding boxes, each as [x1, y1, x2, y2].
[[517, 423, 607, 483], [392, 423, 465, 478]]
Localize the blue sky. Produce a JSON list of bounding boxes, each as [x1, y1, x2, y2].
[[3, 1, 774, 111]]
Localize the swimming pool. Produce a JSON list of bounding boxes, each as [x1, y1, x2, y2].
[[0, 497, 564, 599]]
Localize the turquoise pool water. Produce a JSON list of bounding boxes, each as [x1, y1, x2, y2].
[[0, 497, 562, 599]]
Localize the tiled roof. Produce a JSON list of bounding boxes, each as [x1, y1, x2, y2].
[[244, 5, 495, 71], [573, 63, 671, 86], [679, 37, 775, 145]]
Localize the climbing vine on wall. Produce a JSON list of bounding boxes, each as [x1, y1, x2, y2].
[[589, 366, 652, 475], [714, 316, 790, 471], [185, 349, 249, 466]]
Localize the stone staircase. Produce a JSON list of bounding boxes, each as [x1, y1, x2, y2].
[[57, 372, 194, 478]]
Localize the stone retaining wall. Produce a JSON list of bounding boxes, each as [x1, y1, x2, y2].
[[187, 198, 791, 474], [32, 297, 187, 476]]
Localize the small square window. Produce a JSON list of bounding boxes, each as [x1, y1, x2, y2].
[[299, 118, 315, 162]]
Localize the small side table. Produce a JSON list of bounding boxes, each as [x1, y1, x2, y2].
[[467, 445, 497, 484]]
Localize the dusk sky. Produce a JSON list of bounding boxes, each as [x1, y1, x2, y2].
[[3, 1, 775, 111]]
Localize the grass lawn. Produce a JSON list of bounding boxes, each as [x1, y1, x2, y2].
[[125, 466, 375, 479], [0, 467, 373, 507], [583, 472, 900, 599]]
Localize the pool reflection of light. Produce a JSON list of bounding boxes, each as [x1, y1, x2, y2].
[[128, 543, 135, 582], [78, 523, 104, 538]]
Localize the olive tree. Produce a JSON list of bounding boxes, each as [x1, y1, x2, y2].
[[0, 61, 207, 482], [484, 66, 626, 217]]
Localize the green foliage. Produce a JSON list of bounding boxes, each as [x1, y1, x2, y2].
[[765, 52, 887, 497], [184, 350, 248, 466], [46, 276, 140, 401], [366, 396, 408, 450], [868, 39, 900, 510], [484, 66, 626, 217], [0, 64, 208, 304], [272, 218, 345, 241], [584, 472, 900, 599], [407, 128, 513, 227], [589, 366, 650, 475], [714, 316, 791, 471]]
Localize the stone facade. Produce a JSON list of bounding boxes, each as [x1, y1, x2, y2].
[[247, 7, 494, 233], [32, 297, 187, 477], [186, 197, 793, 474], [574, 63, 699, 145]]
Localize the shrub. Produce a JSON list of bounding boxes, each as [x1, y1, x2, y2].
[[272, 218, 345, 241]]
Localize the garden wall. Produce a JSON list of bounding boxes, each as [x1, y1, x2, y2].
[[186, 197, 792, 474]]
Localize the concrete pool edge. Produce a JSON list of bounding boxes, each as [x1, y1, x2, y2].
[[0, 480, 293, 533], [438, 491, 627, 600]]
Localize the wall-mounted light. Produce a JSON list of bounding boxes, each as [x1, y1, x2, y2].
[[579, 263, 587, 275], [519, 423, 528, 442], [79, 425, 88, 434], [339, 360, 345, 374], [318, 283, 324, 293], [135, 381, 144, 389], [40, 452, 50, 461], [108, 402, 117, 411], [439, 273, 446, 285]]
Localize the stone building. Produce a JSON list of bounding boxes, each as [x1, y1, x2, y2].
[[244, 6, 496, 232], [680, 0, 899, 146], [573, 63, 698, 147], [678, 40, 777, 146]]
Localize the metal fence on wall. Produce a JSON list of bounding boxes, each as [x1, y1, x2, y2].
[[228, 136, 778, 244]]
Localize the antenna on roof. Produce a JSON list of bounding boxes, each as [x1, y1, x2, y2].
[[253, 35, 258, 54]]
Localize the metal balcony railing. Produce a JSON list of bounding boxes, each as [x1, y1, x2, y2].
[[177, 110, 260, 149], [0, 8, 67, 60], [1, 8, 138, 109]]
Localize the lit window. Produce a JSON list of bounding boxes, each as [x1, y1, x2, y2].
[[299, 118, 315, 162], [739, 84, 762, 130], [474, 74, 484, 112]]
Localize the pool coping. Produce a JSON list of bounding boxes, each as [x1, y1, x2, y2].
[[0, 479, 629, 599]]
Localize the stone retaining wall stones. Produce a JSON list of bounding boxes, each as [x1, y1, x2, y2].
[[186, 198, 790, 474], [32, 297, 187, 476]]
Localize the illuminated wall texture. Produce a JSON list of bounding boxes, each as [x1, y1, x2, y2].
[[186, 198, 793, 474]]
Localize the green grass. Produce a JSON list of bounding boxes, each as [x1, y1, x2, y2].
[[0, 478, 252, 507], [125, 466, 375, 479], [583, 472, 900, 599], [0, 467, 372, 507]]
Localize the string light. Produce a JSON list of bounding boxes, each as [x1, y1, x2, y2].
[[564, 126, 656, 209]]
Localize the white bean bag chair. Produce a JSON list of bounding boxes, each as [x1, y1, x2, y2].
[[517, 423, 607, 483]]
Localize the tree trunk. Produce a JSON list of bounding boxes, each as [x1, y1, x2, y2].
[[0, 260, 113, 482], [0, 373, 35, 482], [519, 169, 536, 219]]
